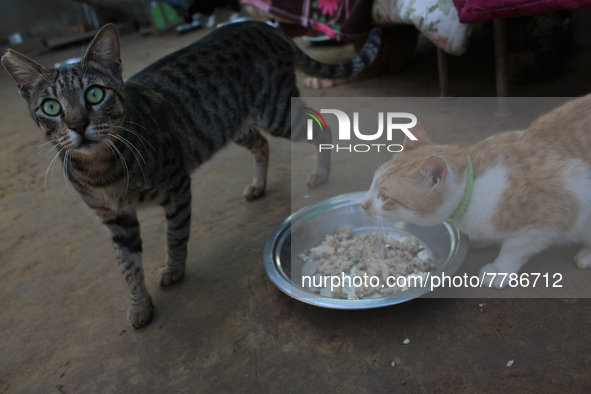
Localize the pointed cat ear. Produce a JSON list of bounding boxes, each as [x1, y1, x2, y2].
[[404, 123, 433, 151], [1, 49, 50, 98], [83, 24, 122, 79], [414, 155, 447, 192]]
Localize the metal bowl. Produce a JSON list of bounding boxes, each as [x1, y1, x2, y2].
[[264, 192, 469, 309]]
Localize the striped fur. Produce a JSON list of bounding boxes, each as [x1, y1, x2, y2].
[[303, 25, 417, 90], [2, 22, 380, 328]]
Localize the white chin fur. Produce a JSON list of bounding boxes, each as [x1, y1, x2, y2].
[[379, 209, 439, 227], [68, 128, 103, 154], [75, 141, 102, 154]]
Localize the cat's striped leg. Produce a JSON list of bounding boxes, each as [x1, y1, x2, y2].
[[234, 127, 269, 200], [272, 94, 331, 187], [290, 96, 331, 187], [99, 208, 153, 328], [305, 122, 331, 188], [158, 176, 192, 286]]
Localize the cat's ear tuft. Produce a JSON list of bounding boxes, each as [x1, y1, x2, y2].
[[1, 49, 50, 98], [83, 24, 122, 79], [404, 123, 432, 151], [416, 155, 447, 192]]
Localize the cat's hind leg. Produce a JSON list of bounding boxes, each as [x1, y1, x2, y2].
[[479, 231, 557, 288], [98, 208, 153, 328], [233, 127, 269, 200], [158, 175, 192, 286]]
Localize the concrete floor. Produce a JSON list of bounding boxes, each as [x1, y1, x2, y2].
[[1, 21, 591, 393]]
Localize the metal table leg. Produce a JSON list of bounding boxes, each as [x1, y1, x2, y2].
[[493, 18, 511, 117], [437, 48, 451, 98]]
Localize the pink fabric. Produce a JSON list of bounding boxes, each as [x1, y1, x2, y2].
[[241, 0, 374, 42], [454, 0, 591, 23]]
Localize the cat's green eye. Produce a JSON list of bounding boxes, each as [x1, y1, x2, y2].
[[42, 99, 61, 116], [85, 86, 104, 105]]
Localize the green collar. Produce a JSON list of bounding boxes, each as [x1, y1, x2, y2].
[[445, 156, 473, 225]]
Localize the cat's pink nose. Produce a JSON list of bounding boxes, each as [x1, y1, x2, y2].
[[361, 201, 369, 210], [69, 118, 89, 135]]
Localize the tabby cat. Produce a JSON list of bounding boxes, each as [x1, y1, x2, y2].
[[2, 22, 380, 328], [361, 96, 591, 287]]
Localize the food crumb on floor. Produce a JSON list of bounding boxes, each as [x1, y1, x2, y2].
[[403, 338, 410, 345], [506, 360, 514, 367]]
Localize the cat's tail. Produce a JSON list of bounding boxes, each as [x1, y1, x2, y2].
[[290, 28, 381, 79]]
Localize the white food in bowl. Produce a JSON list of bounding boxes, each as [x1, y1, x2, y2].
[[299, 227, 435, 299]]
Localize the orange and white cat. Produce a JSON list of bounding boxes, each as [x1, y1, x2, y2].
[[361, 95, 591, 288]]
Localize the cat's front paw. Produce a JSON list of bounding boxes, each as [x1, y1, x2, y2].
[[575, 247, 591, 269], [127, 301, 154, 329], [158, 265, 185, 286], [478, 263, 511, 289], [307, 172, 329, 188], [243, 184, 265, 201]]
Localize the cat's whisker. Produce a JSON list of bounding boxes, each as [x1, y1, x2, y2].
[[374, 215, 384, 232], [379, 216, 399, 234], [103, 139, 129, 213], [376, 216, 387, 235], [124, 120, 149, 133], [30, 137, 54, 155], [44, 147, 65, 208], [358, 181, 372, 189], [108, 132, 147, 184], [30, 143, 56, 164], [62, 148, 75, 196], [125, 129, 156, 153], [106, 138, 130, 195], [381, 218, 394, 236], [107, 132, 146, 164], [105, 139, 130, 197], [37, 140, 53, 148], [370, 153, 382, 172], [111, 124, 156, 152], [104, 136, 119, 167], [107, 139, 130, 196]]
